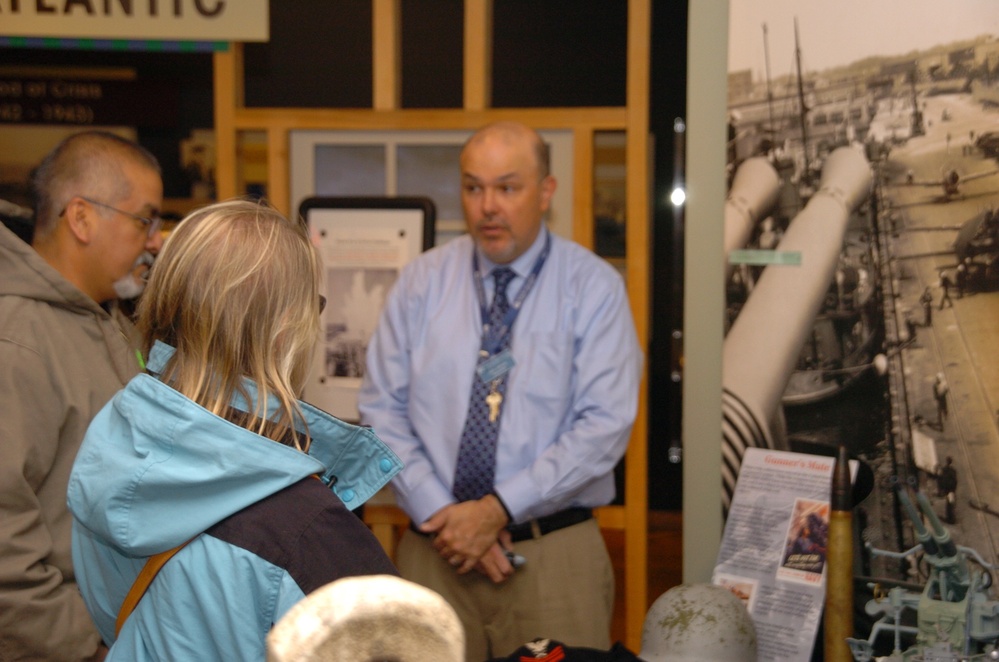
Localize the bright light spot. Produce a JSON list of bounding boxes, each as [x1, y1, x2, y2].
[[670, 187, 686, 206]]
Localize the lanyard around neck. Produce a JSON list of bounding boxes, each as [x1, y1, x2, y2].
[[472, 231, 551, 355]]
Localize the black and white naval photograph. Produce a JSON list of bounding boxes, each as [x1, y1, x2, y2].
[[321, 266, 394, 380], [723, 0, 999, 658]]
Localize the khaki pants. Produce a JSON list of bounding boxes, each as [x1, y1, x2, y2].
[[396, 518, 613, 662]]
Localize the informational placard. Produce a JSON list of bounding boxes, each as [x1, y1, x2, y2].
[[0, 76, 179, 127], [300, 197, 435, 423], [713, 448, 856, 662], [0, 1, 268, 42]]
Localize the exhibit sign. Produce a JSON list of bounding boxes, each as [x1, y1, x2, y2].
[[300, 197, 435, 423], [0, 0, 269, 42], [714, 448, 857, 662], [0, 75, 178, 127]]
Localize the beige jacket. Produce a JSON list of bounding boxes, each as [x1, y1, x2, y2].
[[0, 223, 141, 661]]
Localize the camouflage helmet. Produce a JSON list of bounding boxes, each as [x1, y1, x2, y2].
[[639, 583, 757, 662]]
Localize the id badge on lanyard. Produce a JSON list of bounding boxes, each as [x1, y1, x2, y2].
[[471, 233, 551, 385], [477, 348, 515, 383]]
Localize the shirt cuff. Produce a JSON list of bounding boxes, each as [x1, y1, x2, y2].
[[490, 490, 513, 523]]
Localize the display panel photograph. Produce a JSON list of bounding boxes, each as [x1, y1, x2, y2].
[[720, 1, 999, 659]]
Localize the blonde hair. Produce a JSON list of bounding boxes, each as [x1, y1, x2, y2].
[[137, 198, 322, 451]]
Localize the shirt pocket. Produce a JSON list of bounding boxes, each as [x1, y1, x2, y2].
[[514, 331, 574, 404]]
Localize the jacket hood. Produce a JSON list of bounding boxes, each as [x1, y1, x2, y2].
[[0, 222, 107, 316], [68, 342, 402, 556]]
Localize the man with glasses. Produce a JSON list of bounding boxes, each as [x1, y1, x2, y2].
[[0, 130, 163, 661], [77, 196, 162, 302]]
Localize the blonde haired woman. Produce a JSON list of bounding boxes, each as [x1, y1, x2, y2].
[[68, 199, 401, 661]]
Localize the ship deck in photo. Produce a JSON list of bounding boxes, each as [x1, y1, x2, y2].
[[874, 88, 999, 574]]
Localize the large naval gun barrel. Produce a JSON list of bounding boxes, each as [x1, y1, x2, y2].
[[897, 485, 941, 557], [724, 157, 782, 281], [721, 147, 872, 508], [895, 488, 969, 600], [914, 490, 966, 586]]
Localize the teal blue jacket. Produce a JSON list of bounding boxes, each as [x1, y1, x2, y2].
[[68, 341, 402, 661]]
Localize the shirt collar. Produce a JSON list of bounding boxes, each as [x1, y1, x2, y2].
[[476, 225, 549, 280]]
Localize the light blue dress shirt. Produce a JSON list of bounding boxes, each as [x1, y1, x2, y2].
[[358, 227, 643, 525]]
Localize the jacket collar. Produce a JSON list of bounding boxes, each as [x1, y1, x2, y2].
[[145, 340, 401, 508]]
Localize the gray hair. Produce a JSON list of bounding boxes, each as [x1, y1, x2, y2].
[[31, 131, 160, 240]]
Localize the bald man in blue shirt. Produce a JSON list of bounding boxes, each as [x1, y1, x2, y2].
[[359, 121, 642, 661]]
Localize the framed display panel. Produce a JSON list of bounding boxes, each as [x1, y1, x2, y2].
[[709, 1, 999, 658], [289, 129, 574, 246], [683, 1, 729, 584], [721, 0, 999, 566], [301, 196, 436, 423]]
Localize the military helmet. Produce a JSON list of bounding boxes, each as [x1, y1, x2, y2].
[[639, 583, 757, 662], [266, 574, 464, 662]]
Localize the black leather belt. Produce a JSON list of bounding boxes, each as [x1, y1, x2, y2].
[[408, 507, 593, 542], [506, 507, 593, 542]]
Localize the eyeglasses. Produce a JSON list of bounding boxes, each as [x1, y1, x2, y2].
[[78, 196, 163, 238]]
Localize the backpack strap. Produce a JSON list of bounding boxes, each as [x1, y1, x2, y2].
[[115, 540, 191, 637], [112, 475, 320, 637]]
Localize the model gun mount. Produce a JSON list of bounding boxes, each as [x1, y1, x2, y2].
[[847, 488, 999, 661]]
